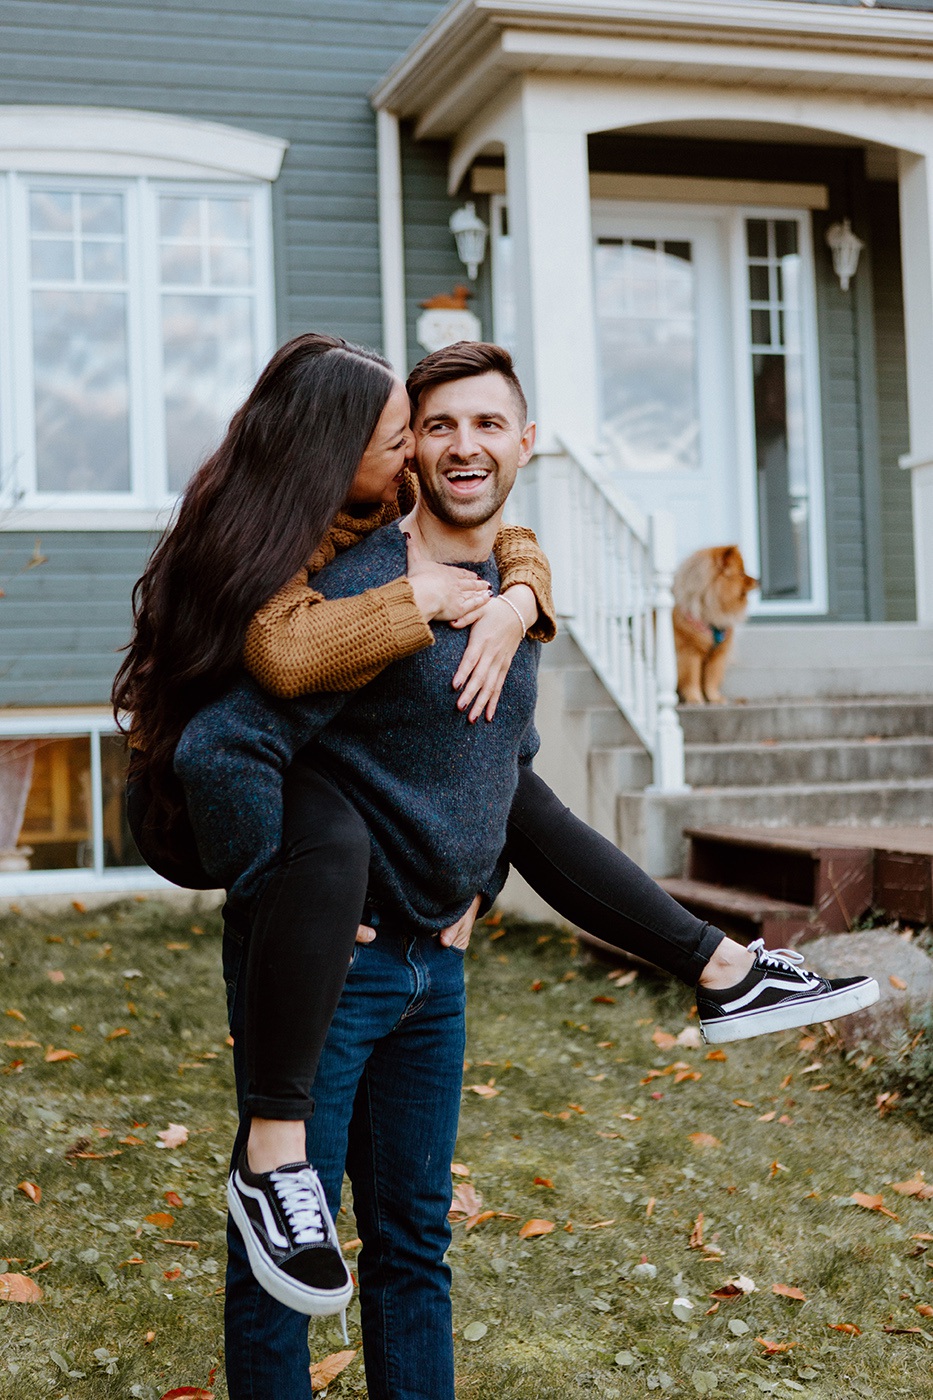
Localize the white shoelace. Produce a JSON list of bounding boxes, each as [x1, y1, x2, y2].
[[748, 938, 817, 983], [270, 1168, 328, 1245]]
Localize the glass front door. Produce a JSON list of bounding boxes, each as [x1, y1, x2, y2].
[[591, 201, 827, 613]]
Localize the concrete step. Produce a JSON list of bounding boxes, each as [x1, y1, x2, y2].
[[678, 698, 933, 745], [659, 876, 815, 947], [616, 778, 933, 877], [725, 622, 933, 699], [683, 735, 933, 787]]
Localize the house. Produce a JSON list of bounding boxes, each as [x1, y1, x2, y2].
[[0, 0, 932, 899]]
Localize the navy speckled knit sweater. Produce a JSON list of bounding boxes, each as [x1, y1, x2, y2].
[[174, 522, 539, 935]]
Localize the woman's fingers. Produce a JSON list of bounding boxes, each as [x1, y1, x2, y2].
[[355, 924, 376, 944]]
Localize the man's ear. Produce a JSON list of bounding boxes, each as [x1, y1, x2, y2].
[[518, 420, 536, 468]]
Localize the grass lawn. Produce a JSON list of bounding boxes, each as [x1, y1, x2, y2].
[[1, 899, 932, 1399]]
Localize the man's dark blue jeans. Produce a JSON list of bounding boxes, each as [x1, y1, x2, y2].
[[222, 923, 467, 1400]]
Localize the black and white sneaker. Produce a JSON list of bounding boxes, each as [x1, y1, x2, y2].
[[227, 1150, 353, 1324], [697, 938, 879, 1045]]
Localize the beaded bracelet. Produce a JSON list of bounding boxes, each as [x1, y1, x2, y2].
[[496, 592, 528, 637]]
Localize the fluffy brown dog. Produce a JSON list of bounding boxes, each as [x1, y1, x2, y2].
[[672, 545, 758, 704]]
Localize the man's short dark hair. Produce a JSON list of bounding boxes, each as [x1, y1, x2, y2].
[[406, 341, 528, 425]]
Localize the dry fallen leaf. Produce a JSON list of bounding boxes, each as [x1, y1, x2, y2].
[[851, 1191, 899, 1221], [45, 970, 65, 984], [164, 1191, 184, 1208], [145, 1212, 175, 1229], [449, 1182, 484, 1220], [592, 995, 616, 1005], [827, 1322, 861, 1335], [16, 1181, 40, 1204], [710, 1275, 757, 1301], [773, 1283, 807, 1301], [310, 1348, 357, 1391], [891, 1175, 933, 1201], [756, 1338, 796, 1355], [44, 1048, 79, 1063], [159, 1389, 214, 1400], [156, 1123, 189, 1150], [519, 1219, 555, 1239], [468, 1084, 500, 1098], [652, 1029, 678, 1050], [676, 1027, 703, 1049], [890, 975, 908, 991], [106, 1027, 130, 1040], [688, 1133, 722, 1150], [705, 1049, 728, 1062], [883, 1325, 922, 1335], [5, 1009, 26, 1022], [534, 1177, 554, 1188], [451, 1163, 470, 1177], [689, 1213, 704, 1249], [0, 1273, 43, 1303]]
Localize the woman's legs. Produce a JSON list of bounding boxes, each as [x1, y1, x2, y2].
[[241, 762, 369, 1165], [506, 766, 751, 986]]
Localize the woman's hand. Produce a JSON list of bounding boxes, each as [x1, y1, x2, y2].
[[451, 583, 536, 722], [439, 894, 482, 950], [406, 533, 491, 624], [355, 923, 377, 946]]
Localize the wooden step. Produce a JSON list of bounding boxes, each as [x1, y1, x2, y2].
[[682, 826, 873, 933], [658, 876, 817, 948]]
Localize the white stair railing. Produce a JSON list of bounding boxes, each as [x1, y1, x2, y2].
[[534, 441, 687, 793]]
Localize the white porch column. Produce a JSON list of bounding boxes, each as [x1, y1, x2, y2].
[[499, 79, 600, 450], [898, 149, 933, 623]]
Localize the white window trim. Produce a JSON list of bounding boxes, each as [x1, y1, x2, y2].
[[0, 708, 178, 898], [728, 205, 828, 617], [0, 108, 283, 530]]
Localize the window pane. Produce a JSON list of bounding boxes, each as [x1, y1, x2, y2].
[[100, 736, 146, 869], [82, 240, 125, 283], [32, 289, 131, 491], [596, 239, 699, 473], [9, 737, 93, 870], [775, 221, 798, 258], [160, 196, 201, 240], [750, 307, 772, 346], [31, 238, 74, 281], [209, 244, 252, 286], [160, 243, 201, 285], [746, 219, 768, 258], [209, 197, 251, 244], [30, 189, 74, 234], [748, 263, 770, 302], [162, 293, 254, 492], [80, 192, 123, 236]]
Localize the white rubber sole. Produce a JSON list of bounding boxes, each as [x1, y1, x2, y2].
[[700, 977, 880, 1045], [227, 1176, 354, 1318]]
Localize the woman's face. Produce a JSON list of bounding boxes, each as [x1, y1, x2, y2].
[[345, 379, 414, 506]]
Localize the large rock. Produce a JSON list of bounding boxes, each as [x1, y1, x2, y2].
[[803, 930, 933, 1049]]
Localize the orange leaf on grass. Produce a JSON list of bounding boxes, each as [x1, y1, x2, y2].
[[567, 1103, 586, 1115], [46, 970, 65, 984], [5, 1009, 26, 1022], [0, 1273, 43, 1303], [773, 1284, 807, 1301], [468, 1084, 500, 1098], [756, 1338, 797, 1355], [106, 1027, 130, 1040], [163, 1268, 182, 1281], [159, 1390, 213, 1400], [916, 1305, 933, 1318], [689, 1213, 704, 1249], [465, 1210, 498, 1231], [688, 1133, 722, 1150], [851, 1191, 899, 1220], [449, 1182, 484, 1220], [163, 1191, 184, 1208], [891, 1175, 933, 1200], [534, 1177, 554, 1188], [592, 995, 616, 1005], [883, 1325, 922, 1335], [16, 1181, 40, 1204], [827, 1322, 861, 1335], [705, 1049, 727, 1061], [890, 975, 908, 990], [310, 1349, 358, 1391], [145, 1213, 175, 1228], [652, 1030, 678, 1050], [519, 1219, 555, 1239], [341, 1238, 362, 1254], [156, 1123, 189, 1150], [451, 1163, 470, 1177], [120, 1134, 145, 1146]]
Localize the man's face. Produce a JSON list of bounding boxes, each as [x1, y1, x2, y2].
[[412, 371, 536, 528]]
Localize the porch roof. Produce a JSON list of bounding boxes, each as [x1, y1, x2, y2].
[[371, 0, 933, 137]]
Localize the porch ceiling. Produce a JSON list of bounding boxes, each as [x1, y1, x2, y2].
[[371, 0, 933, 137]]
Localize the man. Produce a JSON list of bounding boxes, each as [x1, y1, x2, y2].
[[221, 341, 539, 1400]]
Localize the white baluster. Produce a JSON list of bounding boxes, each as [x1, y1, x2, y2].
[[648, 511, 688, 793]]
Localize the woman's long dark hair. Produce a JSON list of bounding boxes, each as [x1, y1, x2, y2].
[[113, 331, 394, 825]]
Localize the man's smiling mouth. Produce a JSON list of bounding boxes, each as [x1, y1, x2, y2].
[[444, 467, 490, 493]]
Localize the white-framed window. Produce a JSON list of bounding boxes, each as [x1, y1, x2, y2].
[[0, 711, 176, 896], [0, 107, 286, 530]]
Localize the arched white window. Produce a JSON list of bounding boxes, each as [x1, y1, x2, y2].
[[0, 108, 287, 528]]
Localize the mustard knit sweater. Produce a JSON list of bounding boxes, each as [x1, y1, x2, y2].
[[244, 475, 555, 699]]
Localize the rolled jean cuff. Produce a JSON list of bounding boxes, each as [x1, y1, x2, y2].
[[244, 1091, 315, 1122], [686, 922, 727, 986]]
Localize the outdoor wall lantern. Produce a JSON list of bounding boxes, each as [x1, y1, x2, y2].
[[825, 218, 864, 291], [450, 201, 488, 279]]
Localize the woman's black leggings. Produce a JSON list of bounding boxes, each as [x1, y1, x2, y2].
[[129, 763, 723, 1123]]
